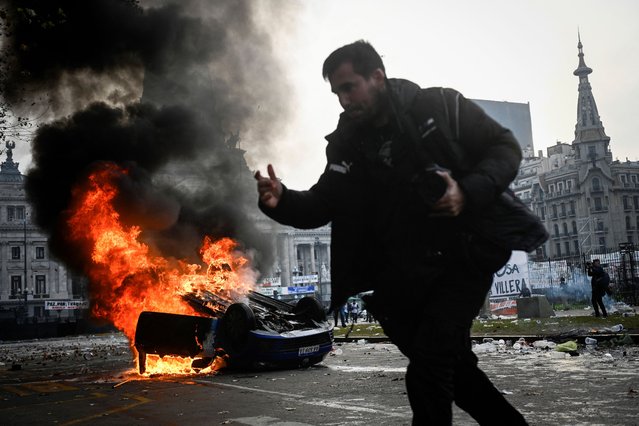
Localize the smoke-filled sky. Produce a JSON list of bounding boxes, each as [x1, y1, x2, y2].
[[5, 0, 639, 191]]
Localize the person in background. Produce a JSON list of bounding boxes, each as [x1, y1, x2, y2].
[[333, 303, 347, 327], [587, 259, 608, 318], [350, 301, 359, 324]]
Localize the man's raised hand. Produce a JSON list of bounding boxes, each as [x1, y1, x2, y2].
[[255, 164, 283, 209]]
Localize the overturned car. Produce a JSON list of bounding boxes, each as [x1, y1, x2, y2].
[[134, 290, 333, 373]]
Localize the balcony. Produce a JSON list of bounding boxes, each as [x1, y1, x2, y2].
[[33, 294, 50, 299], [548, 189, 576, 199]]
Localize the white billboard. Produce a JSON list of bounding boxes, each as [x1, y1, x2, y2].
[[490, 251, 530, 298], [45, 300, 89, 310]]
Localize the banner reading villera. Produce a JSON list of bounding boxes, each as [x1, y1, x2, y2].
[[490, 251, 530, 299]]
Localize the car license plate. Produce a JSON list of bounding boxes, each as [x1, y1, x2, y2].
[[298, 345, 319, 356]]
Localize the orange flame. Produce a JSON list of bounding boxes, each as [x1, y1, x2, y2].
[[66, 162, 255, 375]]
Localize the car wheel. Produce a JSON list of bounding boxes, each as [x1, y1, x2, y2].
[[293, 296, 327, 324], [220, 303, 256, 354]]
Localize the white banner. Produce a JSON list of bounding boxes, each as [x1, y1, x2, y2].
[[258, 277, 281, 287], [291, 274, 319, 285], [45, 300, 89, 310], [255, 287, 276, 296], [490, 251, 530, 298]]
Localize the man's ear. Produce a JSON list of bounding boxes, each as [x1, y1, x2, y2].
[[370, 68, 386, 86]]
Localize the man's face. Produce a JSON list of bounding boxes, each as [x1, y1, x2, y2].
[[328, 62, 386, 125]]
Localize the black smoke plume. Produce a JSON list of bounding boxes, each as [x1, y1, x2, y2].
[[0, 0, 292, 275]]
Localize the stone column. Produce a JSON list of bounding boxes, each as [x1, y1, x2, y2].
[[310, 242, 317, 274]]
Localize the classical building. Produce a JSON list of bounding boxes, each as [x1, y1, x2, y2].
[[511, 36, 639, 259], [0, 142, 86, 325], [255, 218, 331, 307]]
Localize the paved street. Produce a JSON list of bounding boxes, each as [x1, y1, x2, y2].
[[1, 333, 638, 425]]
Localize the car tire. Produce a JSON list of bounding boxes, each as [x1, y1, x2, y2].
[[293, 296, 327, 324], [220, 303, 256, 354]]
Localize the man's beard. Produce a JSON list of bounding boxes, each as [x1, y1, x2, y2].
[[349, 86, 389, 126]]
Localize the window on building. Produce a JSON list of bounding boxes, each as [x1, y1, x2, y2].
[[573, 240, 579, 254], [634, 196, 639, 210], [552, 205, 557, 217], [626, 216, 632, 229], [7, 205, 25, 222], [624, 196, 631, 210], [555, 243, 561, 257], [10, 276, 22, 295], [572, 221, 577, 234], [553, 224, 559, 237], [596, 221, 604, 231], [564, 242, 570, 255], [599, 237, 606, 250], [594, 197, 603, 211], [570, 200, 576, 215], [628, 235, 634, 244], [562, 223, 568, 235], [620, 174, 627, 184], [566, 180, 573, 190], [557, 182, 564, 192], [592, 177, 601, 191], [549, 184, 555, 193], [35, 275, 47, 295], [631, 175, 638, 184], [11, 246, 21, 260], [36, 246, 45, 259], [560, 203, 566, 216]]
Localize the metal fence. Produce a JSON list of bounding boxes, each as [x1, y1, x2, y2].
[[528, 243, 639, 306]]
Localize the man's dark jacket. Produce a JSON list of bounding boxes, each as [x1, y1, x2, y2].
[[259, 79, 522, 308], [588, 264, 609, 295]]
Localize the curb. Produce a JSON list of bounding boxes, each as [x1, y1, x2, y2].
[[334, 334, 639, 344]]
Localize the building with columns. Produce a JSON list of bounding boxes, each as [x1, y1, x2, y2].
[[0, 143, 86, 326], [256, 217, 331, 307]]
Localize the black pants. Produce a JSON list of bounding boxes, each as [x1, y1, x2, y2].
[[592, 290, 607, 317], [378, 313, 527, 425], [369, 258, 527, 426]]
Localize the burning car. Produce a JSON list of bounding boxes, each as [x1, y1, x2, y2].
[[134, 291, 333, 374]]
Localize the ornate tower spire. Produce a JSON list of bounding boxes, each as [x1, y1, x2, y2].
[[572, 33, 609, 144]]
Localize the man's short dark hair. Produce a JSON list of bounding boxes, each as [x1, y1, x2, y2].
[[322, 40, 385, 80]]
